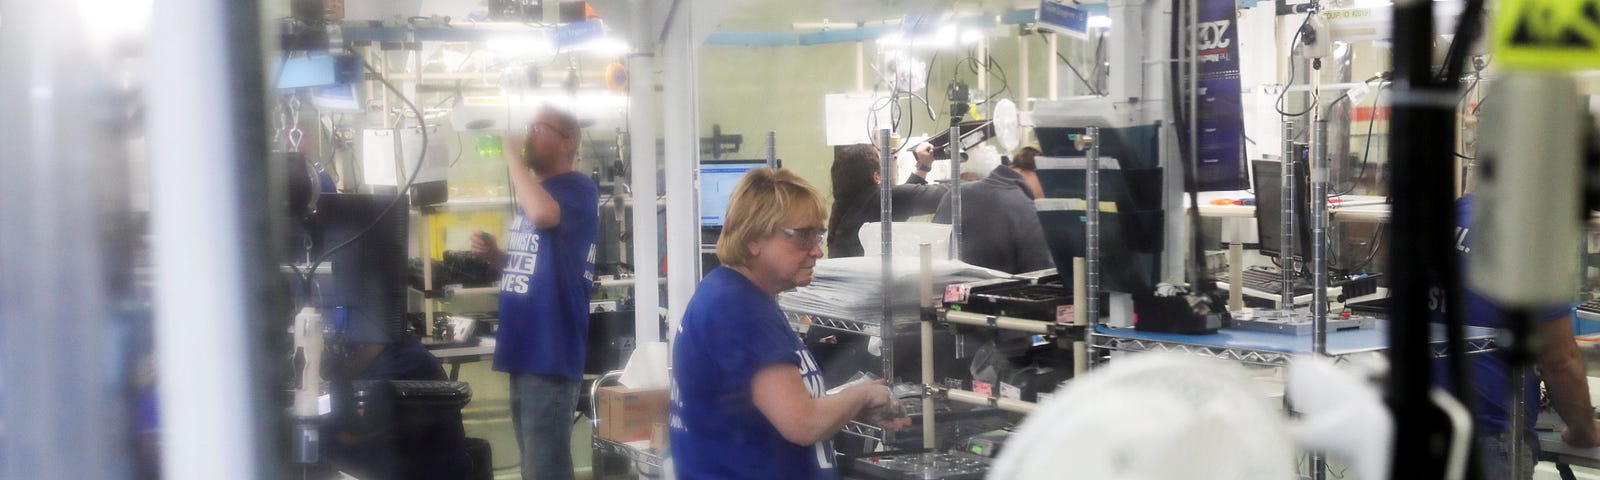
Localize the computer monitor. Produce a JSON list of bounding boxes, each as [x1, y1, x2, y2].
[[290, 193, 410, 343], [1035, 207, 1162, 294], [699, 160, 769, 228], [1252, 155, 1313, 262]]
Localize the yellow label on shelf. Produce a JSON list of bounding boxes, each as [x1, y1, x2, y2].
[[427, 210, 508, 261], [1492, 0, 1600, 70]]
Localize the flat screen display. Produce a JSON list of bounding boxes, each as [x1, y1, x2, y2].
[[699, 160, 767, 228]]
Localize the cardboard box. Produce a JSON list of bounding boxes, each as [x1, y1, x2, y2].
[[650, 422, 670, 450], [595, 385, 669, 443]]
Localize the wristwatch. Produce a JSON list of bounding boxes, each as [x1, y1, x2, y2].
[[916, 163, 932, 173]]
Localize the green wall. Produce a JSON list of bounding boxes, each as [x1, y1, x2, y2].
[[695, 31, 1088, 207]]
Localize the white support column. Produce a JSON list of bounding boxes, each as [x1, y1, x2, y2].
[[856, 41, 866, 91], [148, 0, 278, 477], [662, 0, 701, 338], [1143, 0, 1186, 283], [1048, 33, 1060, 100], [1018, 34, 1031, 108], [1109, 0, 1147, 105], [978, 37, 989, 107], [629, 51, 662, 343]]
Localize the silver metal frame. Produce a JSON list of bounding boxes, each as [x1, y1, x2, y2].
[[1089, 331, 1498, 368]]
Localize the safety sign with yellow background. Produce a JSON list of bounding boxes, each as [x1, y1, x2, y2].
[[1492, 0, 1600, 70]]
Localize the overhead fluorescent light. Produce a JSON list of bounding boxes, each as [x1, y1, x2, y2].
[[877, 25, 981, 49], [486, 35, 554, 56]]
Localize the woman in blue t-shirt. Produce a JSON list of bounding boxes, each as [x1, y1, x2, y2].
[[670, 168, 907, 479]]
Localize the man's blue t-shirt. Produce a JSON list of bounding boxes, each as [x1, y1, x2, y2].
[[1432, 195, 1571, 434], [670, 267, 836, 480], [493, 171, 599, 381]]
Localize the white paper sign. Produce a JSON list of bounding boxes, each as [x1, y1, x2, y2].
[[824, 92, 894, 146]]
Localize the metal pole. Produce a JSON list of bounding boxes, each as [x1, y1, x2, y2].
[[1301, 52, 1330, 478], [1280, 120, 1298, 310], [879, 128, 895, 385], [1311, 117, 1329, 356], [1086, 127, 1102, 336], [919, 243, 936, 449], [943, 311, 1058, 333], [950, 124, 965, 259], [1073, 256, 1092, 372], [944, 388, 1039, 414], [1188, 0, 1200, 215], [1228, 242, 1245, 311], [766, 130, 777, 169], [1511, 362, 1529, 475], [1309, 116, 1330, 480], [878, 128, 898, 448], [1387, 0, 1466, 475]]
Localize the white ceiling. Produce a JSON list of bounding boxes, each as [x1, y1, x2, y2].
[[713, 0, 1040, 31]]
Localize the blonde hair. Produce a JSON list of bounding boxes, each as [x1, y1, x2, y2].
[[715, 168, 827, 268]]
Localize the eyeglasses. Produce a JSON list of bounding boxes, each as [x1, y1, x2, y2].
[[533, 122, 571, 140], [779, 227, 827, 249]]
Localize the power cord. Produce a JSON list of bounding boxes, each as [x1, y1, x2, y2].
[[1275, 12, 1319, 118], [291, 60, 430, 299], [1036, 33, 1103, 96], [1332, 81, 1388, 197]]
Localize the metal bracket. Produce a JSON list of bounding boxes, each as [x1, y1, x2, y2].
[[1050, 323, 1087, 341]]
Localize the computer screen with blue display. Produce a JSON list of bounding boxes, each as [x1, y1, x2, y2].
[[700, 160, 768, 228]]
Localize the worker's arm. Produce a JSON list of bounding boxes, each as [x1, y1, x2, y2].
[[505, 130, 562, 229], [904, 142, 935, 184], [750, 363, 893, 446], [1537, 315, 1600, 447], [469, 229, 506, 268]]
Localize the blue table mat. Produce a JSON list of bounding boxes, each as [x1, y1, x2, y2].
[[1094, 320, 1497, 356]]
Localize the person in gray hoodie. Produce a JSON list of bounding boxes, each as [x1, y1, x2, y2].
[[932, 158, 1054, 275]]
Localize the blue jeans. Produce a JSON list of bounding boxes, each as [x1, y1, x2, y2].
[[1481, 430, 1537, 480], [510, 373, 580, 480]]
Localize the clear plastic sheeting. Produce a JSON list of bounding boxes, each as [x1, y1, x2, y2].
[[777, 256, 1008, 323]]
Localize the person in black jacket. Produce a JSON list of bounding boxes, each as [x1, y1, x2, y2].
[[826, 142, 947, 258], [324, 335, 473, 480]]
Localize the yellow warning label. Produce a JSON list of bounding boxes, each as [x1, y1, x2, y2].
[[1492, 0, 1600, 70]]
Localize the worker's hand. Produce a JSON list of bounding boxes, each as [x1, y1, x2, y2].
[[1563, 420, 1600, 448], [856, 380, 894, 411], [503, 127, 530, 170], [853, 381, 910, 430], [470, 229, 499, 262], [914, 142, 936, 168]]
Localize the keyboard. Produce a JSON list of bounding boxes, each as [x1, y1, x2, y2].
[[1239, 267, 1315, 296], [353, 380, 475, 409], [1578, 299, 1600, 321]]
